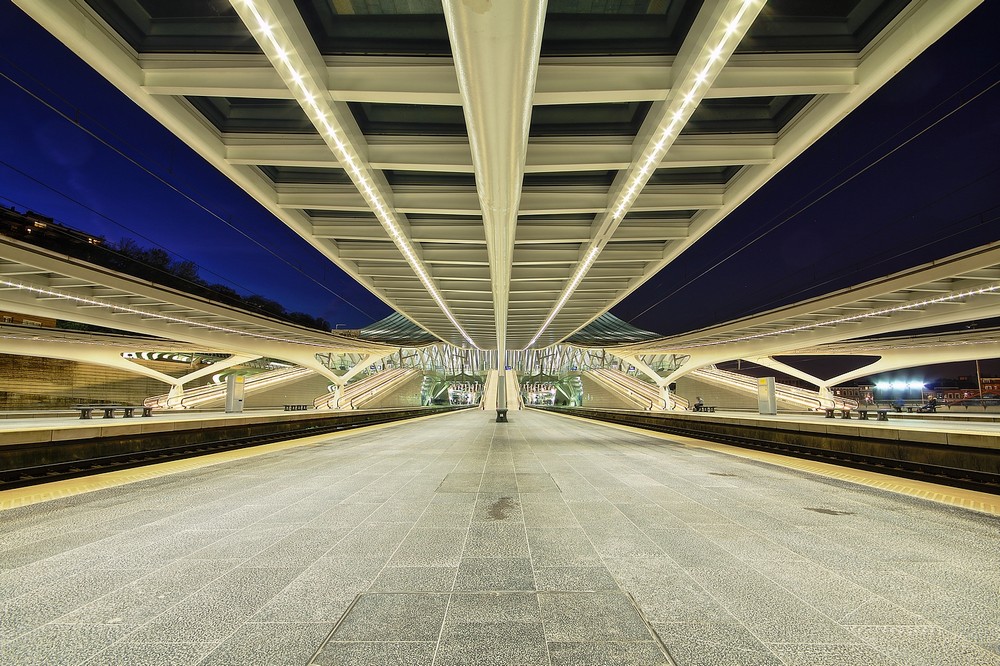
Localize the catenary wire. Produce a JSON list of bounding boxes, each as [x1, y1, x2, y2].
[[628, 71, 1000, 324], [0, 65, 376, 322]]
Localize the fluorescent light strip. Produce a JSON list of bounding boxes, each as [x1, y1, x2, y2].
[[827, 339, 1000, 353], [524, 247, 600, 349], [0, 331, 165, 349], [674, 284, 1000, 350], [525, 0, 763, 349], [237, 0, 477, 349], [1, 279, 345, 348]]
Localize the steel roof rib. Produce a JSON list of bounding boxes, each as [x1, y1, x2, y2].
[[9, 0, 983, 353]]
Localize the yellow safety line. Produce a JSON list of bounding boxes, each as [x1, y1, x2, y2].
[[0, 409, 462, 511], [544, 410, 1000, 517]]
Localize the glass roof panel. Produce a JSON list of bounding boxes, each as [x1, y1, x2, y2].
[[406, 213, 483, 222], [187, 97, 317, 134], [523, 171, 617, 187], [356, 312, 439, 345], [682, 96, 812, 134], [623, 210, 695, 220], [348, 103, 468, 136], [260, 166, 352, 184], [384, 171, 476, 187], [518, 214, 597, 223], [84, 0, 913, 57], [529, 102, 652, 137], [542, 0, 704, 56], [738, 0, 913, 53], [565, 312, 662, 346], [647, 165, 742, 185], [84, 0, 261, 53], [307, 210, 378, 220], [295, 0, 451, 56]]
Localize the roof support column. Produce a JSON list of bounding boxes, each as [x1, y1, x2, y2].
[[619, 354, 670, 409], [743, 355, 829, 390], [163, 353, 263, 408], [442, 0, 548, 359]]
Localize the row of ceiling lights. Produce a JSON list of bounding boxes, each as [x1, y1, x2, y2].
[[525, 0, 763, 349], [1, 278, 376, 349], [663, 284, 1000, 350], [238, 0, 765, 352], [234, 0, 479, 348]]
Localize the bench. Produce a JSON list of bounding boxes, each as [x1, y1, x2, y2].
[[693, 405, 716, 413], [75, 405, 153, 419], [283, 404, 310, 411], [824, 408, 854, 419], [856, 408, 890, 421]]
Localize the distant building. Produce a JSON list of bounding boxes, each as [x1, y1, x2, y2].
[[0, 206, 104, 248], [0, 310, 57, 328], [980, 377, 1000, 394]]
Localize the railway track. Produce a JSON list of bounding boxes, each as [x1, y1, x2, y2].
[[537, 407, 1000, 495]]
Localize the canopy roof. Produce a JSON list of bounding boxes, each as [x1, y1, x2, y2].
[[15, 0, 978, 350]]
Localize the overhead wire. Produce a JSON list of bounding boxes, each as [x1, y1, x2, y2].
[[628, 64, 1000, 325], [0, 58, 376, 322]]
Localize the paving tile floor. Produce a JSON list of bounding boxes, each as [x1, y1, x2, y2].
[[1, 409, 999, 665]]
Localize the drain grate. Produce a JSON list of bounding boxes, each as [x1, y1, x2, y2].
[[308, 591, 674, 666]]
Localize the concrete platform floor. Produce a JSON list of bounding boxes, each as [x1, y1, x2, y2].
[[1, 408, 998, 665]]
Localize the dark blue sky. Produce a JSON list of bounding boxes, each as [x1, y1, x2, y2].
[[0, 1, 997, 338], [0, 1, 391, 328], [616, 1, 1000, 335]]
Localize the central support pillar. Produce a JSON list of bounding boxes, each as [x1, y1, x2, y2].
[[496, 351, 508, 423]]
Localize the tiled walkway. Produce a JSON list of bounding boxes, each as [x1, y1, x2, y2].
[[1, 409, 998, 665]]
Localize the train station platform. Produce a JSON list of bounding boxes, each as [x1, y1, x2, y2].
[[1, 408, 999, 665], [2, 405, 999, 452]]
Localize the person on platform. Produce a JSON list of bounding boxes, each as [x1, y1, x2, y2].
[[693, 396, 704, 412]]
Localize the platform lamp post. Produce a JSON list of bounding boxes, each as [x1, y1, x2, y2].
[[496, 350, 508, 423], [976, 359, 984, 406]]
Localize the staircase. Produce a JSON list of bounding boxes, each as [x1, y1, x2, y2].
[[314, 368, 418, 410], [690, 367, 858, 411], [480, 370, 499, 410], [583, 369, 667, 410], [479, 369, 523, 410], [505, 369, 523, 410], [144, 366, 314, 410]]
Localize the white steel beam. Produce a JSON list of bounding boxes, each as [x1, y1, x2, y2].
[[524, 0, 765, 349], [443, 0, 547, 355], [141, 55, 855, 105], [228, 136, 773, 173]]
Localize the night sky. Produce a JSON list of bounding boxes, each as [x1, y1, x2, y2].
[[614, 1, 1000, 336], [0, 1, 998, 364], [0, 1, 392, 328]]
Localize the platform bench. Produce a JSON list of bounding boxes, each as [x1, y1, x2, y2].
[[856, 408, 890, 421], [283, 404, 310, 411], [824, 408, 854, 419], [692, 405, 716, 413], [74, 405, 153, 419]]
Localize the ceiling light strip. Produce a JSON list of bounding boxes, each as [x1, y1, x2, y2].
[[233, 0, 477, 348], [1, 279, 349, 349], [670, 284, 1000, 350], [524, 0, 764, 349]]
